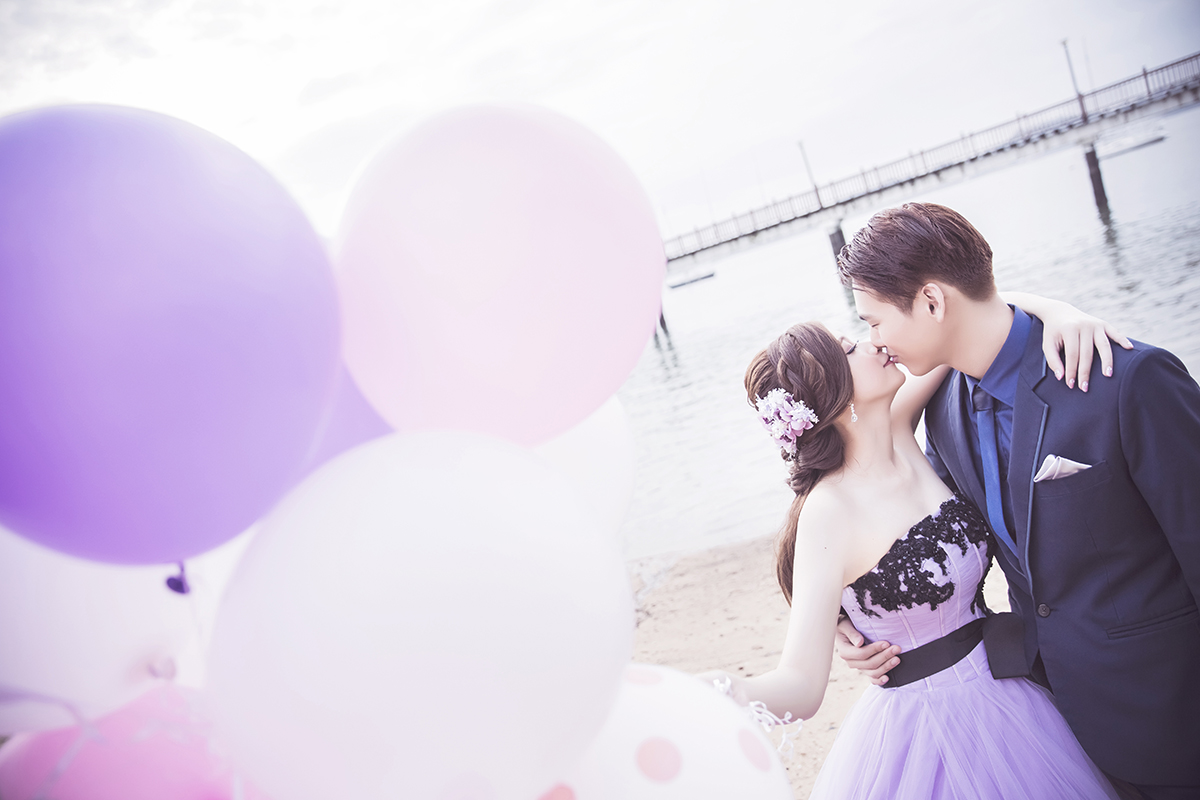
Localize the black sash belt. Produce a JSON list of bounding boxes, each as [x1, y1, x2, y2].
[[883, 611, 1029, 688]]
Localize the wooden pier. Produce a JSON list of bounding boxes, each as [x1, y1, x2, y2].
[[664, 51, 1200, 269]]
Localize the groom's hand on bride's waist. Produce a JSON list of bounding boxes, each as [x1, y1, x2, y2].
[[835, 617, 901, 686]]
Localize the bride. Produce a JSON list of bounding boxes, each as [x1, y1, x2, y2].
[[701, 294, 1126, 799]]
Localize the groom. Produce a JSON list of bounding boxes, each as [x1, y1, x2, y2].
[[833, 203, 1200, 800]]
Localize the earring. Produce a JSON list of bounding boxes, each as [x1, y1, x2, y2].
[[850, 403, 858, 423]]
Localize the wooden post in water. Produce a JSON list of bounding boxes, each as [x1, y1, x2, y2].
[[829, 224, 847, 260], [1084, 144, 1111, 223], [653, 308, 671, 348]]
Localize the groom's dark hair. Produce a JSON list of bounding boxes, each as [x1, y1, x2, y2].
[[836, 202, 995, 310]]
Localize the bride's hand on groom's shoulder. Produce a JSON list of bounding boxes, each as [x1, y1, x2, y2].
[[1030, 299, 1134, 392], [834, 617, 902, 686], [1002, 290, 1134, 391]]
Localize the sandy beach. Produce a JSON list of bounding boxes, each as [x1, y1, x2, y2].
[[629, 534, 1011, 799]]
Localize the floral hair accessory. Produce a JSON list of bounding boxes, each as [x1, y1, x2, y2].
[[755, 387, 818, 457]]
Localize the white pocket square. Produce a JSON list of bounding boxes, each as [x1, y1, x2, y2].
[[1034, 454, 1093, 483]]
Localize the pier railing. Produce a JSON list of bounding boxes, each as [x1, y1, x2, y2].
[[665, 50, 1200, 262]]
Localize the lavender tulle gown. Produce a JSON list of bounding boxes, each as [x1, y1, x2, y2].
[[809, 496, 1118, 800]]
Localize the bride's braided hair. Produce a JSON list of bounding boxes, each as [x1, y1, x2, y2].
[[745, 322, 854, 604]]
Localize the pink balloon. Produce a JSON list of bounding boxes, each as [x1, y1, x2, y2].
[[0, 684, 269, 800], [335, 105, 665, 446]]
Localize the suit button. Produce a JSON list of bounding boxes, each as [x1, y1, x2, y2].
[[1036, 604, 1051, 618]]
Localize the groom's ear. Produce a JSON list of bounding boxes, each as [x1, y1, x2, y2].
[[917, 283, 947, 322]]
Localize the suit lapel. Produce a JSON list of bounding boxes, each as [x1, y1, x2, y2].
[[1010, 319, 1050, 582]]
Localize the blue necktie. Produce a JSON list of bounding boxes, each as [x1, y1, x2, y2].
[[973, 390, 1019, 558]]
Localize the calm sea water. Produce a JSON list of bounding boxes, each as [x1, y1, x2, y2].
[[617, 106, 1200, 560]]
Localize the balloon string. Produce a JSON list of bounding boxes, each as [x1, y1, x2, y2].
[[32, 723, 100, 800], [0, 685, 90, 727], [187, 582, 206, 666], [746, 700, 802, 756], [710, 676, 803, 755], [0, 685, 100, 800], [295, 377, 341, 473]]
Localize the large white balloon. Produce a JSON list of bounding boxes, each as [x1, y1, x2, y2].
[[206, 432, 634, 800], [0, 526, 249, 734], [555, 664, 795, 800], [534, 395, 636, 534]]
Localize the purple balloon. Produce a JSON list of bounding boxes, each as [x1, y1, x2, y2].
[[297, 365, 393, 477], [0, 105, 341, 564]]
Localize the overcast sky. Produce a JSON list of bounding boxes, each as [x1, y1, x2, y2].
[[2, 0, 1197, 237]]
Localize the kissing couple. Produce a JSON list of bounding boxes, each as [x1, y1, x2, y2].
[[703, 203, 1200, 799]]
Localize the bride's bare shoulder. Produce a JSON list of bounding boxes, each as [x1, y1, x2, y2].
[[795, 478, 861, 546]]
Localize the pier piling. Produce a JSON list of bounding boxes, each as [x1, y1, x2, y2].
[[1084, 144, 1111, 223], [829, 225, 846, 260]]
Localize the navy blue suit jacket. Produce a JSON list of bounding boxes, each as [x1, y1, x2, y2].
[[924, 318, 1200, 785]]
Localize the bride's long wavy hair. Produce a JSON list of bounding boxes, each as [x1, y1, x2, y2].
[[745, 322, 855, 604]]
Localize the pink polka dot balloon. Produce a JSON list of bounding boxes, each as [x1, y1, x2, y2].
[[556, 664, 794, 799], [334, 104, 666, 447]]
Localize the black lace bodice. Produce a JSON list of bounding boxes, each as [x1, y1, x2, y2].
[[850, 496, 994, 618]]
